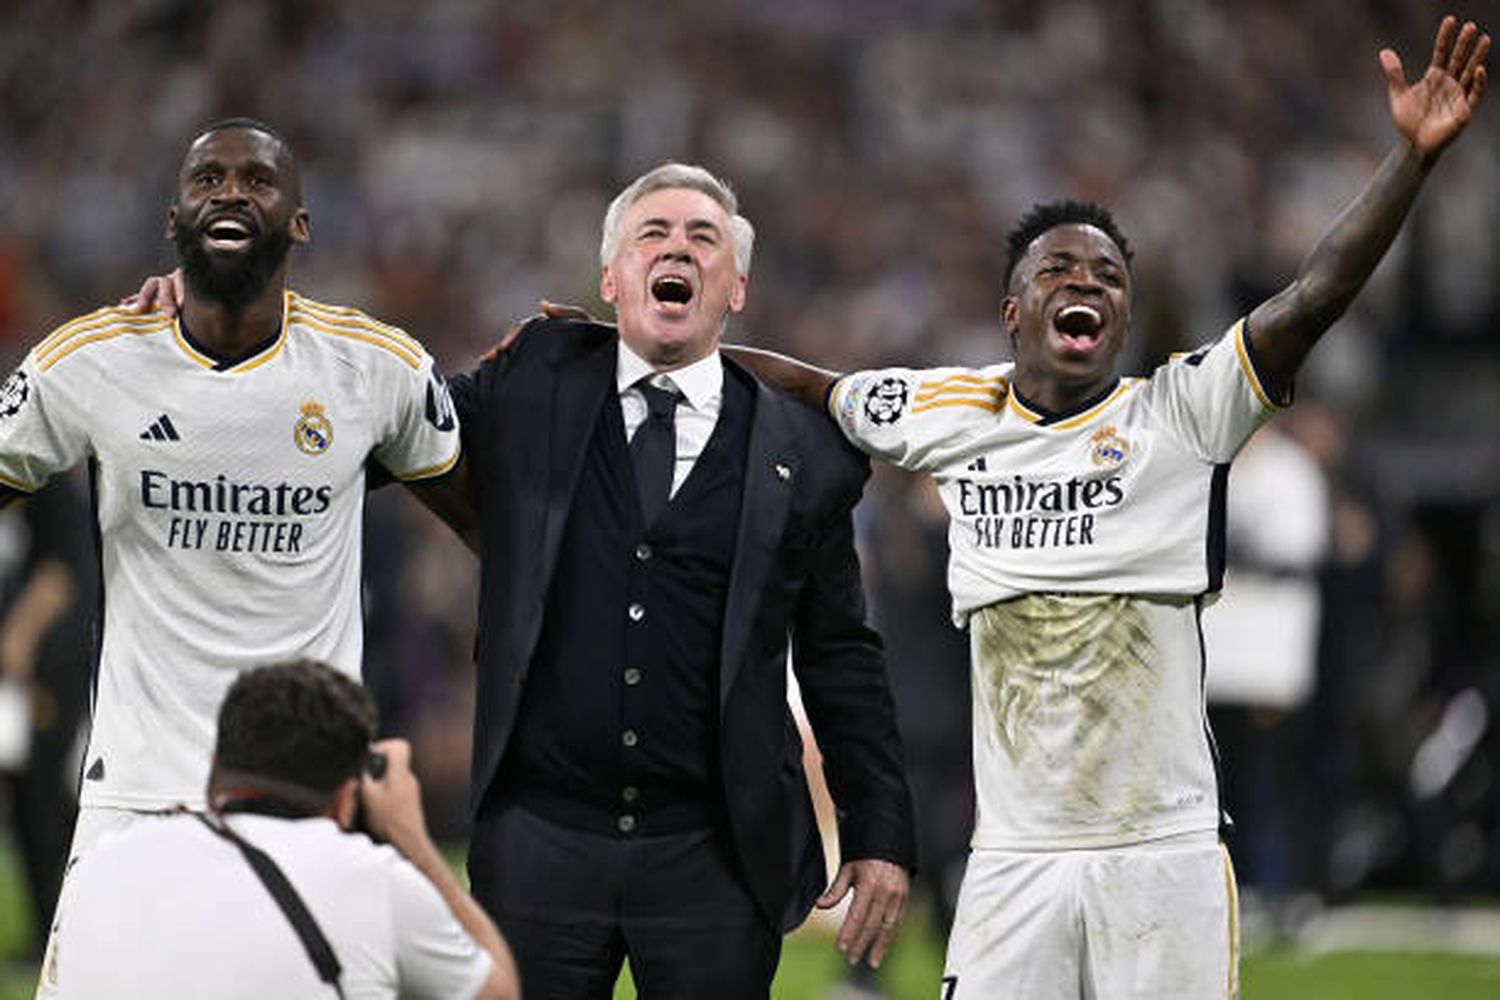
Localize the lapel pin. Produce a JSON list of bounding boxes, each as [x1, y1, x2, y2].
[[775, 463, 791, 481]]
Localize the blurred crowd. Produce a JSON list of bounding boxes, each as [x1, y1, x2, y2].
[[1, 0, 1499, 955]]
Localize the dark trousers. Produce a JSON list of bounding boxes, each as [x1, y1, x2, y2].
[[469, 802, 781, 1000]]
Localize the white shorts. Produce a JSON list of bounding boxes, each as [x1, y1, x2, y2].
[[38, 806, 160, 997], [942, 835, 1239, 1000]]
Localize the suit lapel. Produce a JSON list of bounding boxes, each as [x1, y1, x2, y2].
[[720, 375, 798, 708], [538, 332, 617, 583]]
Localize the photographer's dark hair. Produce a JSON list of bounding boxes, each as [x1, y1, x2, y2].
[[212, 659, 376, 797]]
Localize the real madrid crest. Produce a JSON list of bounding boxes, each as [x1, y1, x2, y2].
[[294, 399, 333, 455], [1090, 424, 1129, 468]]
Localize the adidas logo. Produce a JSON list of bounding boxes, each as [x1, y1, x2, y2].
[[140, 414, 180, 442]]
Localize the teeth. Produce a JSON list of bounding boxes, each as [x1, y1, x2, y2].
[[1057, 305, 1101, 325], [207, 219, 251, 238], [651, 276, 692, 304], [1054, 304, 1103, 339]]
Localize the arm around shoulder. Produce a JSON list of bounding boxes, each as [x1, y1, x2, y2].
[[724, 344, 841, 411]]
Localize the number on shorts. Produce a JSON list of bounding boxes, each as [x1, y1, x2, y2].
[[941, 975, 958, 1000]]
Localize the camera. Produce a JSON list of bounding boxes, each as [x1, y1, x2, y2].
[[352, 750, 388, 837]]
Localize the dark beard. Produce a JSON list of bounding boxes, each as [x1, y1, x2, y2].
[[173, 218, 293, 311]]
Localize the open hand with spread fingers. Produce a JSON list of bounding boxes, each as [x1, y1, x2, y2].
[[1382, 14, 1489, 162]]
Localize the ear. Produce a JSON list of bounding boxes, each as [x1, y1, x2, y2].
[[1001, 295, 1020, 336], [290, 208, 311, 246], [165, 204, 178, 242], [600, 264, 618, 304], [727, 272, 748, 314], [329, 777, 360, 831]]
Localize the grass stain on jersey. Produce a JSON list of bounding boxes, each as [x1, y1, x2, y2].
[[972, 594, 1156, 814]]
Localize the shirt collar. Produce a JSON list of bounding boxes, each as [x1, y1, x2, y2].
[[616, 339, 723, 412]]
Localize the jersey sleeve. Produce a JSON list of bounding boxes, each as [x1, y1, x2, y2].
[[828, 365, 1009, 473], [370, 350, 463, 482], [389, 860, 494, 1000], [0, 353, 92, 495], [1146, 319, 1282, 463]]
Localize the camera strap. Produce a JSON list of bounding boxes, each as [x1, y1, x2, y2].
[[193, 811, 346, 999]]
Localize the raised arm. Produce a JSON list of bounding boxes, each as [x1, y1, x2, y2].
[[722, 345, 841, 410], [1247, 15, 1489, 398]]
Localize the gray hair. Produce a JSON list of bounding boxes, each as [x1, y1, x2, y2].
[[599, 163, 756, 276]]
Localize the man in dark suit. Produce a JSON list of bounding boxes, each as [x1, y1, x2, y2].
[[451, 163, 916, 998]]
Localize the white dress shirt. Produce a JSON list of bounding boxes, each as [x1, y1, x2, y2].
[[617, 341, 724, 498]]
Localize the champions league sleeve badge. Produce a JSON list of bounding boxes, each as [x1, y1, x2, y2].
[[863, 376, 909, 426], [0, 371, 28, 419], [294, 399, 333, 455]]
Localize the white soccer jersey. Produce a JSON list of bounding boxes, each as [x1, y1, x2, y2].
[[0, 292, 460, 811], [831, 319, 1278, 849]]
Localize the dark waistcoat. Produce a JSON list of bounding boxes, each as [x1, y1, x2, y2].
[[501, 365, 754, 836]]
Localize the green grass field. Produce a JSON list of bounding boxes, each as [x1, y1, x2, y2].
[[4, 830, 1497, 999], [607, 925, 1500, 999]]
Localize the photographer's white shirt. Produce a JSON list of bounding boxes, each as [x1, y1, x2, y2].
[[49, 812, 492, 1000]]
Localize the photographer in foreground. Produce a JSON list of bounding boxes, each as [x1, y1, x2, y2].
[[48, 659, 519, 1000]]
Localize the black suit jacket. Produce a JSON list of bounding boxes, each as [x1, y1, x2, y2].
[[450, 318, 915, 929]]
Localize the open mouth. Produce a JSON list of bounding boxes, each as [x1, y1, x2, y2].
[[202, 215, 256, 251], [1054, 304, 1103, 337], [1051, 304, 1107, 354], [651, 275, 693, 306]]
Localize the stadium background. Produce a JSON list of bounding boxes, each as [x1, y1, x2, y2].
[[1, 0, 1499, 996]]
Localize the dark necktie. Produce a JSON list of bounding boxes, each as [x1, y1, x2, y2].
[[630, 380, 681, 525]]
